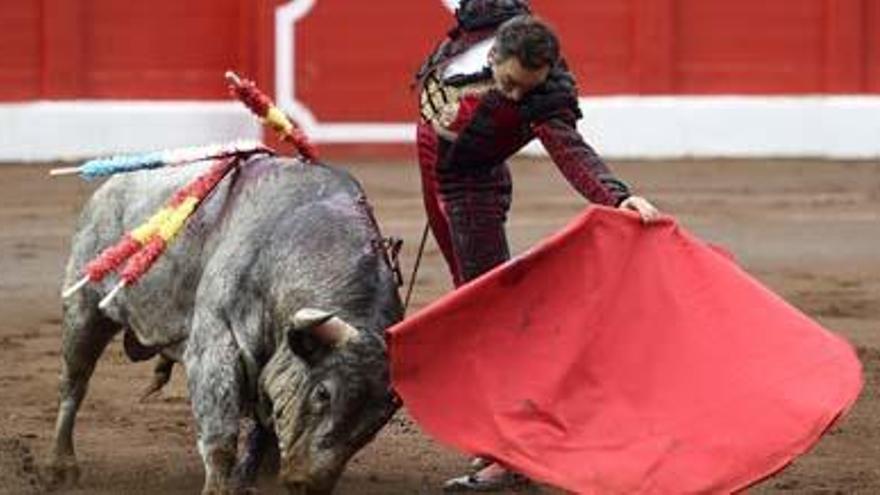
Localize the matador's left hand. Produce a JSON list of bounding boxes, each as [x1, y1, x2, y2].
[[619, 196, 661, 224]]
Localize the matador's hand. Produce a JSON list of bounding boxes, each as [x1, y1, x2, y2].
[[619, 196, 661, 224]]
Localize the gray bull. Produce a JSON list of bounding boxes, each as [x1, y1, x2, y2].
[[50, 156, 404, 494]]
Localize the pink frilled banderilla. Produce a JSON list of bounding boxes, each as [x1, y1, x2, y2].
[[62, 158, 240, 308], [226, 70, 319, 162]]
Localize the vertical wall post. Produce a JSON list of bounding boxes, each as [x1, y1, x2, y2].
[[41, 0, 85, 98], [824, 0, 866, 93], [632, 0, 676, 94]]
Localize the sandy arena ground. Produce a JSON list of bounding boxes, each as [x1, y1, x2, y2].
[[0, 158, 878, 494]]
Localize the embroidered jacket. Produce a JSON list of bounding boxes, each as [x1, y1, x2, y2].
[[415, 0, 631, 206]]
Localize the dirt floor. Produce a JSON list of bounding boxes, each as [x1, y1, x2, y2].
[[0, 158, 877, 494]]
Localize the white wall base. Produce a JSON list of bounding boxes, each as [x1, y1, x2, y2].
[[561, 96, 880, 160], [1, 97, 878, 162], [0, 101, 261, 162]]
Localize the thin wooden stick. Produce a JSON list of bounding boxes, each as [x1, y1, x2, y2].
[[61, 275, 90, 298], [98, 281, 126, 310], [49, 167, 81, 177]]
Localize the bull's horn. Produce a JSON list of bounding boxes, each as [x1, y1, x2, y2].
[[292, 308, 359, 347], [292, 308, 335, 330]]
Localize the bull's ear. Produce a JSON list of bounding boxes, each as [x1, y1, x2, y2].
[[287, 308, 359, 365]]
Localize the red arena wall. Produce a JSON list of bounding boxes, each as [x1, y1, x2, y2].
[[2, 0, 878, 103], [0, 0, 253, 100]]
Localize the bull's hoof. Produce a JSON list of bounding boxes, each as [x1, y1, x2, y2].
[[46, 458, 80, 490], [201, 482, 244, 495], [138, 379, 165, 403], [231, 469, 260, 495]]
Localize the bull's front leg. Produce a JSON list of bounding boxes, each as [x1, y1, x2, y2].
[[184, 312, 247, 495], [233, 419, 278, 493]]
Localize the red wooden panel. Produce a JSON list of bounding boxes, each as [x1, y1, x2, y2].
[[250, 0, 288, 100], [868, 0, 880, 92], [631, 0, 675, 93], [675, 1, 826, 94], [82, 0, 244, 99], [531, 0, 636, 94], [823, 0, 866, 92], [43, 0, 86, 98], [234, 0, 262, 87], [292, 1, 637, 122], [294, 1, 449, 122], [0, 2, 41, 101]]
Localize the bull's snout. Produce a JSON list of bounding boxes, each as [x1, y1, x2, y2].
[[283, 479, 333, 495], [282, 468, 339, 495]]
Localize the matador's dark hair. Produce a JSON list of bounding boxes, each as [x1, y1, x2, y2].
[[493, 15, 560, 70], [455, 0, 532, 32]]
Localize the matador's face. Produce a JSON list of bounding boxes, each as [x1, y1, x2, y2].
[[489, 48, 550, 102]]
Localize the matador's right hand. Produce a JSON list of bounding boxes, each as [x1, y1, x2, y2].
[[619, 196, 661, 224]]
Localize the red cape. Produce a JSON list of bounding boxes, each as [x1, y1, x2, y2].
[[389, 207, 862, 494]]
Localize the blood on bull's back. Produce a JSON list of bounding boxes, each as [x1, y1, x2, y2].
[[52, 155, 403, 495]]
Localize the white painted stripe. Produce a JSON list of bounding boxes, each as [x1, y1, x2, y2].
[[1, 97, 879, 161]]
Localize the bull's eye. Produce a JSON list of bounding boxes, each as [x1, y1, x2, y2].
[[312, 383, 332, 408]]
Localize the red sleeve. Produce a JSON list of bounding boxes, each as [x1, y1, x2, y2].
[[532, 117, 631, 207]]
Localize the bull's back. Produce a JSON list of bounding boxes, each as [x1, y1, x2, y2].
[[191, 157, 398, 338], [66, 156, 385, 346]]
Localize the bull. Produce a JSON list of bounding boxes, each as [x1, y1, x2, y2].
[[49, 155, 404, 494]]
